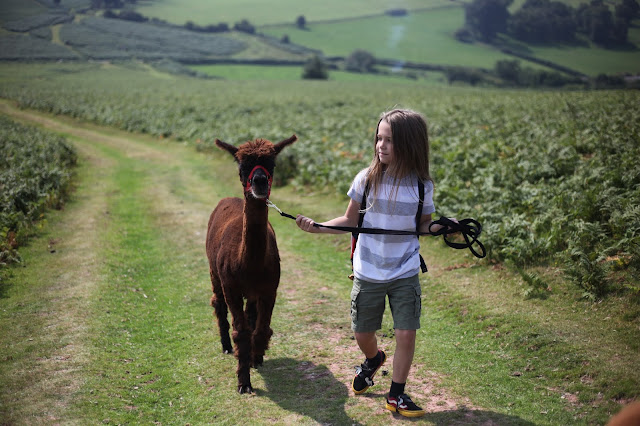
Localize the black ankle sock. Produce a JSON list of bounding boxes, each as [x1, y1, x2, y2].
[[367, 350, 381, 366], [389, 381, 405, 398]]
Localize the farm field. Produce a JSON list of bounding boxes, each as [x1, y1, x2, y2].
[[135, 0, 456, 26], [0, 99, 638, 425], [262, 7, 522, 69], [1, 0, 639, 77], [0, 61, 638, 295], [261, 8, 640, 76], [132, 0, 640, 76]]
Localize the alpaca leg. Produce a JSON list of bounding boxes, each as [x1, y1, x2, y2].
[[251, 296, 276, 368], [211, 293, 232, 354], [227, 293, 253, 394], [210, 271, 233, 354], [246, 300, 257, 333]]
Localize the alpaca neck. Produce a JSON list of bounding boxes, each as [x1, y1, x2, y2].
[[240, 196, 269, 264]]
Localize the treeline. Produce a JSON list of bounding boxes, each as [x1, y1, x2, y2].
[[461, 0, 640, 46], [318, 50, 634, 89], [102, 12, 257, 35], [90, 0, 256, 34]]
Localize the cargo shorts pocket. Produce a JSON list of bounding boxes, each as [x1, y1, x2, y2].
[[350, 288, 360, 323], [414, 284, 422, 318]]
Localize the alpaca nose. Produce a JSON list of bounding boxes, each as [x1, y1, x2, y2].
[[252, 172, 268, 186]]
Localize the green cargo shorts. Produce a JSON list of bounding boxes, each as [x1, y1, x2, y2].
[[350, 274, 422, 333]]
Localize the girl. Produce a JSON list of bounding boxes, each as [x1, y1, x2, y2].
[[297, 109, 451, 418]]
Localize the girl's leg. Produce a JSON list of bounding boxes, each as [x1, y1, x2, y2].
[[392, 329, 416, 383], [354, 331, 378, 358]]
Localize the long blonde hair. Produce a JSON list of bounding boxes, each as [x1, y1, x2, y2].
[[365, 109, 432, 204]]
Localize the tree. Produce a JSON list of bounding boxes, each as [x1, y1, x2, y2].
[[576, 0, 618, 44], [495, 59, 521, 83], [507, 0, 575, 43], [464, 0, 512, 41], [612, 16, 629, 43], [234, 19, 255, 34], [617, 0, 640, 20], [344, 49, 375, 72], [296, 15, 306, 29], [302, 55, 328, 80]]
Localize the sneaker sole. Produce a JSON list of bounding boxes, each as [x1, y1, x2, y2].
[[352, 350, 387, 395], [385, 403, 426, 418]]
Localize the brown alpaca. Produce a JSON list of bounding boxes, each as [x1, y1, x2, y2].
[[206, 135, 297, 394]]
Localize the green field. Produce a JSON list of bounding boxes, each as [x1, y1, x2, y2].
[[133, 0, 640, 76], [526, 30, 640, 75], [1, 0, 639, 76], [135, 0, 455, 26], [262, 8, 517, 69]]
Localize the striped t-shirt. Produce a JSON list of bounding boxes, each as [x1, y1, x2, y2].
[[347, 168, 435, 283]]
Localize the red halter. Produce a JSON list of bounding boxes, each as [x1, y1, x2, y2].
[[245, 165, 273, 198]]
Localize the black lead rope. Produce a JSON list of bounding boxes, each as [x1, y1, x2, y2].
[[427, 217, 486, 259], [266, 201, 486, 259]]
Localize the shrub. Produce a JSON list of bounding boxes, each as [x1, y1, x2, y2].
[[234, 19, 255, 34], [0, 115, 77, 266], [302, 55, 328, 80], [344, 49, 376, 73]]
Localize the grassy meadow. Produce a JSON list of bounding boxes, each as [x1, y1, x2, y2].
[[135, 0, 455, 26], [261, 8, 520, 69]]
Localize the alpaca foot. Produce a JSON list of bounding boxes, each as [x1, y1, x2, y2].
[[221, 338, 233, 354], [238, 383, 253, 394]]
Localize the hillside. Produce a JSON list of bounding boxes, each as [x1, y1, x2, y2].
[[0, 0, 638, 82]]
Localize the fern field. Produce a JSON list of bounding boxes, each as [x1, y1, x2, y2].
[[0, 62, 638, 298]]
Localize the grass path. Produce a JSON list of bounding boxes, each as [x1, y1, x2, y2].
[[0, 101, 637, 424]]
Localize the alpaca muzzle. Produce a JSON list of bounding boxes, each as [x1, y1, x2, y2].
[[246, 165, 273, 199]]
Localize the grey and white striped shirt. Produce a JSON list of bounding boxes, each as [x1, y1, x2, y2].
[[348, 168, 435, 283]]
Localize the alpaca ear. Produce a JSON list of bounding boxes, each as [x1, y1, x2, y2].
[[274, 134, 297, 155], [215, 139, 239, 160]]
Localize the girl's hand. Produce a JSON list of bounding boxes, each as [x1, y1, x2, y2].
[[447, 217, 460, 234], [296, 214, 319, 233]]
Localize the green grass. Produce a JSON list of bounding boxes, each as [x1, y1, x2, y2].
[[135, 0, 454, 26], [496, 25, 640, 76], [527, 34, 640, 76], [263, 8, 517, 69]]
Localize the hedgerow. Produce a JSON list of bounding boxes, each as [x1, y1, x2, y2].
[[2, 11, 73, 32], [0, 115, 77, 268], [0, 34, 79, 60], [0, 63, 637, 298], [58, 17, 247, 60]]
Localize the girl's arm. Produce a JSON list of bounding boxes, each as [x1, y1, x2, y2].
[[296, 199, 361, 234]]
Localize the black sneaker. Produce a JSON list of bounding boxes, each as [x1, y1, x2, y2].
[[385, 393, 426, 418], [352, 350, 386, 395]]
